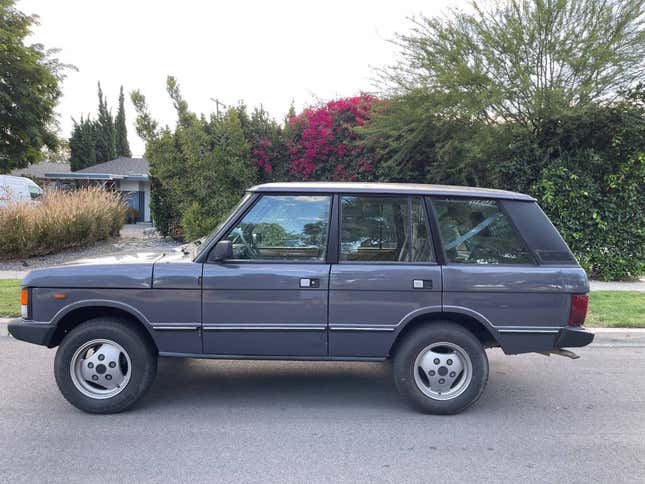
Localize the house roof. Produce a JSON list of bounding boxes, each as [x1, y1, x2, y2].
[[76, 157, 149, 176], [250, 182, 535, 201], [44, 157, 149, 181], [11, 161, 71, 178]]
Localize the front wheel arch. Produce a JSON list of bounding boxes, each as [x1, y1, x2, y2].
[[50, 306, 158, 354]]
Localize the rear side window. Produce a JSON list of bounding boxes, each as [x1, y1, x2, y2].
[[340, 195, 434, 263], [432, 198, 534, 265]]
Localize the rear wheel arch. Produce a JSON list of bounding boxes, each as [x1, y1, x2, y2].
[[390, 311, 499, 358], [50, 305, 157, 353]]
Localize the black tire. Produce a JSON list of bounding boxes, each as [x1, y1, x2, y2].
[[54, 318, 157, 414], [393, 322, 488, 415]]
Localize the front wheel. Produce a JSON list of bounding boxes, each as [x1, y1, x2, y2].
[[393, 322, 489, 414], [54, 318, 157, 413]]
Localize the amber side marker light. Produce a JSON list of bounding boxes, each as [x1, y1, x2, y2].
[[54, 293, 67, 300]]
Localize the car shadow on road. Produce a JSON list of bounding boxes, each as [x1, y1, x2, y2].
[[140, 355, 525, 415], [142, 357, 406, 412]]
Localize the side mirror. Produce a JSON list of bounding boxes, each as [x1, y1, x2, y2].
[[209, 240, 233, 262]]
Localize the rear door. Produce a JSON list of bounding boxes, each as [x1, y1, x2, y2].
[[202, 193, 332, 356], [430, 197, 571, 352], [329, 195, 442, 358]]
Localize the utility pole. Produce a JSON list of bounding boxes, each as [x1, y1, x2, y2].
[[210, 98, 228, 117]]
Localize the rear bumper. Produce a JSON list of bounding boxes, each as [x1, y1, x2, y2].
[[498, 326, 594, 355], [555, 327, 594, 348], [8, 320, 55, 347]]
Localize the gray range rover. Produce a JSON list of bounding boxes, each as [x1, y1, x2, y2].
[[9, 182, 593, 414]]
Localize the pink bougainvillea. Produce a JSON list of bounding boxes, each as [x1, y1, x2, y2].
[[286, 95, 378, 181]]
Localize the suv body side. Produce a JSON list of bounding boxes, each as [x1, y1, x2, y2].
[[14, 185, 591, 359]]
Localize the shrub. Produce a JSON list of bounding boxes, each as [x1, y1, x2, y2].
[[0, 187, 127, 259], [532, 154, 645, 281], [286, 95, 378, 181]]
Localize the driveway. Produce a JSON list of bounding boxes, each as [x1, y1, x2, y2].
[[0, 332, 643, 483], [0, 230, 182, 279]]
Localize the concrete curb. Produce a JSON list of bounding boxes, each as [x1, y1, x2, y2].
[[0, 318, 11, 337], [1, 318, 644, 346]]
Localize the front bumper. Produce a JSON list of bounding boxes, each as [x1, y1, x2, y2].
[[555, 327, 595, 348], [8, 320, 56, 347]]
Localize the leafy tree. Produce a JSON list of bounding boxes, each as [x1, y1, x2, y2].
[[95, 82, 116, 163], [379, 0, 645, 132], [0, 0, 68, 173], [115, 85, 131, 157], [237, 104, 289, 182], [366, 0, 645, 183], [132, 77, 257, 239]]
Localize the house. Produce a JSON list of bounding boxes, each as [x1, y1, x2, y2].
[[43, 157, 152, 223]]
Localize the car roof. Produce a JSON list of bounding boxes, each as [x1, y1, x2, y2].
[[0, 175, 39, 187], [249, 182, 535, 201]]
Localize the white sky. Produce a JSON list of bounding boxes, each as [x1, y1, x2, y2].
[[19, 0, 456, 156]]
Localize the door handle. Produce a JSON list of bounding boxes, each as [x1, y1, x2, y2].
[[300, 278, 320, 288], [413, 279, 432, 289]]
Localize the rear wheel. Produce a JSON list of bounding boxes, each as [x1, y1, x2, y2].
[[54, 318, 157, 413], [393, 322, 488, 414]]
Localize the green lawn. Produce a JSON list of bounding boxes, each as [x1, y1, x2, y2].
[[585, 291, 645, 328], [0, 279, 643, 327], [0, 279, 21, 318]]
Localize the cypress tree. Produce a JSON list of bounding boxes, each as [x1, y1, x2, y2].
[[69, 116, 97, 171], [95, 82, 116, 163], [115, 85, 131, 157]]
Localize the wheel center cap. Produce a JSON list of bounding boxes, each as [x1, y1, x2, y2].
[[438, 366, 448, 376], [95, 364, 107, 375]]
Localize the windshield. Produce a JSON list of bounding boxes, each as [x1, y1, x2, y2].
[[193, 193, 253, 259]]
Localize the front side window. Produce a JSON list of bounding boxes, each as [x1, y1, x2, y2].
[[225, 195, 331, 261], [340, 195, 434, 263], [432, 198, 533, 264]]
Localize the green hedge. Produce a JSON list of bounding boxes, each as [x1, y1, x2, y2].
[[533, 153, 644, 280]]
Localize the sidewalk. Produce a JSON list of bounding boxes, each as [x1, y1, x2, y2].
[[0, 270, 29, 280], [589, 279, 645, 291]]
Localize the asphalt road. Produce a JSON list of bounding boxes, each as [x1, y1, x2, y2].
[[1, 333, 644, 484]]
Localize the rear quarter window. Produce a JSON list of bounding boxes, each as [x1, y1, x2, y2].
[[502, 200, 577, 265]]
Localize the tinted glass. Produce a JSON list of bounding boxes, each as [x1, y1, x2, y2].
[[340, 196, 434, 262], [226, 195, 331, 261], [433, 198, 533, 264]]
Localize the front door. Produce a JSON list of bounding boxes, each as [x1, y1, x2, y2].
[[329, 195, 442, 357], [202, 194, 333, 356]]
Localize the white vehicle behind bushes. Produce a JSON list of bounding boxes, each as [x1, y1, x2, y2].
[[0, 175, 43, 207]]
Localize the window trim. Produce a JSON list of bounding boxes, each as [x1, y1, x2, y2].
[[428, 196, 538, 267], [424, 197, 447, 266], [204, 192, 334, 265], [337, 193, 438, 266]]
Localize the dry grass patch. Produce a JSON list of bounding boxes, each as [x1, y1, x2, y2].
[[0, 187, 127, 259]]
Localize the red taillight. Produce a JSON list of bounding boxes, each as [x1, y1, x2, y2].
[[568, 294, 588, 326]]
